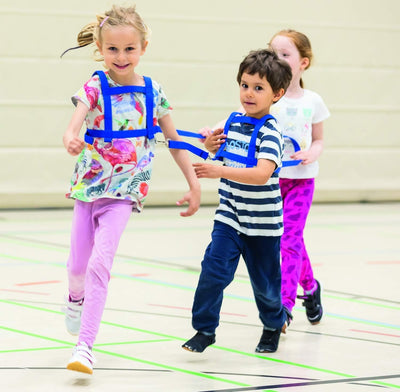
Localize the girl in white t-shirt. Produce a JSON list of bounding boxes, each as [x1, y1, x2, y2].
[[269, 29, 330, 326]]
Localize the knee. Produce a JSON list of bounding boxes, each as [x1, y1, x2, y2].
[[86, 260, 111, 288]]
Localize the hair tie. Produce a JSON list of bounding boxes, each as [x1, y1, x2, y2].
[[100, 16, 109, 28]]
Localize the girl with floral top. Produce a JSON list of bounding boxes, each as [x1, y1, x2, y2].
[[61, 4, 200, 374]]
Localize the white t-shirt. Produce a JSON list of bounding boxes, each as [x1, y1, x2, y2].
[[270, 89, 330, 179]]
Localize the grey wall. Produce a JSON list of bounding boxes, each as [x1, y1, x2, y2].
[[1, 0, 399, 208]]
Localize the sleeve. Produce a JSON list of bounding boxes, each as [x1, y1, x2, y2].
[[257, 122, 283, 167], [312, 92, 330, 124], [153, 81, 173, 119], [71, 75, 101, 111]]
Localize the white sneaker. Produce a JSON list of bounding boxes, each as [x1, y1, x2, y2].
[[63, 296, 83, 336], [67, 342, 96, 374]]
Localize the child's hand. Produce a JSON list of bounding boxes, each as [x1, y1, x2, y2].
[[198, 127, 213, 143], [64, 135, 86, 156], [193, 162, 222, 179], [204, 128, 226, 154], [176, 187, 201, 217], [291, 149, 318, 165]]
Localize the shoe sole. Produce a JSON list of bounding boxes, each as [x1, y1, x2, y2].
[[182, 345, 200, 353], [67, 361, 93, 374]]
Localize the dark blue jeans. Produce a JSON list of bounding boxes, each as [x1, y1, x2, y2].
[[192, 220, 285, 334]]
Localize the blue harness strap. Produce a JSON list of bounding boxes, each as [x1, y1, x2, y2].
[[84, 71, 161, 144], [282, 136, 302, 167], [168, 139, 209, 160], [167, 112, 303, 171], [213, 112, 275, 168]]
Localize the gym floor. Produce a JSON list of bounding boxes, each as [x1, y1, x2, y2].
[[0, 202, 399, 391]]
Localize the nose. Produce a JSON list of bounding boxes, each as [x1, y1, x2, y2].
[[246, 88, 254, 98], [116, 51, 126, 61]]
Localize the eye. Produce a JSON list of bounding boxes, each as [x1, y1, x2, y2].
[[107, 46, 117, 52], [241, 83, 248, 89], [126, 46, 135, 52], [255, 86, 263, 91]]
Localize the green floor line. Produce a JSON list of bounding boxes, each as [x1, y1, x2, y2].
[[1, 239, 398, 314], [371, 380, 400, 389], [0, 345, 72, 354], [0, 300, 366, 380], [0, 325, 249, 387], [93, 347, 249, 386], [1, 300, 399, 388], [0, 253, 64, 268], [324, 294, 400, 311]]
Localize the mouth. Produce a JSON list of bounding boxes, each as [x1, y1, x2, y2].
[[114, 64, 130, 70]]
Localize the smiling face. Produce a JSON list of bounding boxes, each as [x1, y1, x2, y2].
[[96, 25, 147, 85], [239, 72, 284, 119]]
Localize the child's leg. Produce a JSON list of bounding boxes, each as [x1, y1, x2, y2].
[[67, 200, 95, 301], [299, 238, 317, 293], [78, 198, 132, 347], [279, 178, 315, 312], [191, 221, 241, 334], [242, 235, 285, 330]]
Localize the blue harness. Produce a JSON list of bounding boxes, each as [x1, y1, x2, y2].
[[84, 70, 162, 144], [83, 71, 301, 169]]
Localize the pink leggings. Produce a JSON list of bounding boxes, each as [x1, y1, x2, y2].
[[67, 198, 132, 347], [280, 178, 316, 312]]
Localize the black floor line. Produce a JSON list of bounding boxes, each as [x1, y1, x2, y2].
[[198, 373, 400, 391]]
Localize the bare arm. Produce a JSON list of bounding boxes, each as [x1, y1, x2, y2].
[[193, 158, 276, 185], [63, 102, 88, 156], [158, 114, 201, 217], [291, 121, 324, 165]]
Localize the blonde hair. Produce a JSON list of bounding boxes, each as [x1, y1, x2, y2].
[[61, 5, 150, 59], [269, 29, 313, 88]]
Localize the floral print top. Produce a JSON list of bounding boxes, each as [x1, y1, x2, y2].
[[66, 71, 172, 212]]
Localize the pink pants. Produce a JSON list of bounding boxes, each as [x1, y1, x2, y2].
[[67, 198, 132, 347], [280, 178, 316, 312]]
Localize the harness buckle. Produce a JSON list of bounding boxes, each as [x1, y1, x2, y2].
[[155, 138, 169, 146]]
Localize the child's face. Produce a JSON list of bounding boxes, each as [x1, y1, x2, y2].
[[239, 72, 283, 119], [270, 35, 309, 81], [96, 25, 147, 84]]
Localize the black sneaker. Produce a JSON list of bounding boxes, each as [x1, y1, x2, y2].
[[297, 280, 323, 324], [282, 306, 293, 334], [255, 328, 281, 353], [182, 332, 216, 353]]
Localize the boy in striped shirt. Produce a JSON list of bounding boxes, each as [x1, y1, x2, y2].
[[183, 49, 292, 354]]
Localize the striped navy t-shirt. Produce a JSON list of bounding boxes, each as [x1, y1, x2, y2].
[[214, 114, 284, 237]]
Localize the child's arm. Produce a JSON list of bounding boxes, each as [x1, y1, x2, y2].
[[193, 158, 276, 185], [291, 121, 324, 165], [158, 114, 201, 217], [63, 101, 88, 156]]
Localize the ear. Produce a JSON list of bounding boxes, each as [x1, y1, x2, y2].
[[96, 40, 103, 55], [273, 88, 285, 103], [141, 40, 148, 55], [301, 57, 310, 70]]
